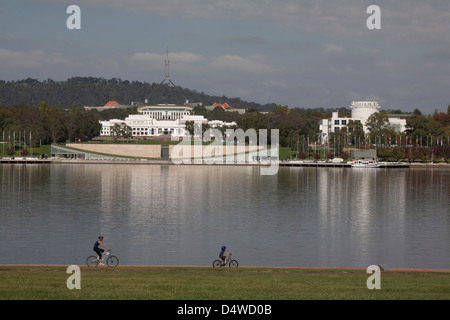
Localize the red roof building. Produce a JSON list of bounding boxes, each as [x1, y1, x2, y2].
[[212, 102, 233, 110], [104, 101, 120, 107]]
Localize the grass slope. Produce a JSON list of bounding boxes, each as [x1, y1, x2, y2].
[[0, 266, 448, 300]]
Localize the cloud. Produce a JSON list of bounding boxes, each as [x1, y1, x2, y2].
[[78, 0, 450, 43], [222, 34, 268, 46], [3, 1, 449, 113], [129, 51, 275, 76], [0, 34, 28, 44], [376, 60, 395, 69], [321, 44, 345, 55], [129, 51, 204, 71], [209, 54, 275, 74], [0, 48, 66, 68]]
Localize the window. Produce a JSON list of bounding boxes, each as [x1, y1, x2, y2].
[[342, 120, 347, 125], [335, 120, 340, 125]]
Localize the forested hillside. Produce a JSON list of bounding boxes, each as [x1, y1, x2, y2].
[[0, 77, 276, 111]]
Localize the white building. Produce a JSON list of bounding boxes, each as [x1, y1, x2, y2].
[[137, 105, 192, 120], [319, 101, 406, 144], [99, 104, 236, 138]]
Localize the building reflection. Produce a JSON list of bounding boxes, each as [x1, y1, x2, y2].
[[316, 168, 406, 267]]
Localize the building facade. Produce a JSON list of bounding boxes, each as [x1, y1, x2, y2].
[[99, 104, 236, 138], [137, 105, 192, 120], [319, 101, 407, 144]]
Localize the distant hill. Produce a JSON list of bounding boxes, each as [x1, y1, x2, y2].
[[0, 77, 277, 111]]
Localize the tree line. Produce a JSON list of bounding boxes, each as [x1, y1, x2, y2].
[[0, 102, 330, 154], [326, 107, 450, 162], [0, 102, 102, 155], [331, 108, 450, 148], [0, 77, 277, 111]]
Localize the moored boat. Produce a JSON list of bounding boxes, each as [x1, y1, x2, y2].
[[351, 159, 380, 168]]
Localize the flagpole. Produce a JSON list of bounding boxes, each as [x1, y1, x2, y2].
[[30, 131, 32, 158]]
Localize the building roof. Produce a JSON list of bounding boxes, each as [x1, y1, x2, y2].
[[104, 101, 120, 107], [137, 105, 193, 113], [213, 102, 233, 109]]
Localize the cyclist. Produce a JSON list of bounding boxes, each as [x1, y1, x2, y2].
[[93, 236, 110, 266], [219, 246, 229, 265]]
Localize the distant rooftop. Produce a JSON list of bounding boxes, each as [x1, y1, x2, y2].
[[104, 100, 119, 107]]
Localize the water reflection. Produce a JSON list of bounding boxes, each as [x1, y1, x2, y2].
[[0, 164, 448, 269]]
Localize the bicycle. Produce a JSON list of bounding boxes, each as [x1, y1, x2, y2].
[[213, 253, 238, 268], [86, 249, 119, 267]]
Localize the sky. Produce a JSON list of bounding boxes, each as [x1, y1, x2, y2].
[[0, 0, 449, 114]]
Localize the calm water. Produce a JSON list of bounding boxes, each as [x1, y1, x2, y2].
[[0, 163, 449, 269]]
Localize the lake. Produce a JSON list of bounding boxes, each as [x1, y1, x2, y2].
[[0, 163, 448, 269]]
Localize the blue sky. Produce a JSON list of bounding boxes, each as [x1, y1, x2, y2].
[[1, 0, 449, 114]]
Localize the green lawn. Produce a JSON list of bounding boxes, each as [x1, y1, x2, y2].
[[0, 144, 51, 158], [0, 266, 448, 300]]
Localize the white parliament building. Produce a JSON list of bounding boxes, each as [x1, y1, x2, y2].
[[99, 105, 236, 138], [319, 101, 407, 144]]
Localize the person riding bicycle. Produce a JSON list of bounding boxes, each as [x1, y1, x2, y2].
[[93, 236, 110, 266], [219, 246, 230, 265]]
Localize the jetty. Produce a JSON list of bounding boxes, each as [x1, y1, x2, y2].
[[279, 161, 410, 168], [0, 158, 53, 164], [3, 158, 449, 169]]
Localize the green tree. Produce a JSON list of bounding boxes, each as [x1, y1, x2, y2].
[[64, 105, 78, 142], [47, 106, 66, 143], [110, 123, 120, 141], [38, 101, 49, 113], [273, 105, 290, 115], [339, 120, 364, 146], [239, 112, 269, 132], [406, 113, 444, 143], [75, 109, 101, 140], [110, 123, 131, 141], [365, 112, 396, 143]]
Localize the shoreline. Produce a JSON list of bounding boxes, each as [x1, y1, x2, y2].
[[1, 157, 449, 168], [1, 264, 449, 273]]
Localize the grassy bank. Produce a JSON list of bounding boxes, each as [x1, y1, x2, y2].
[[0, 144, 51, 158], [0, 266, 448, 300]]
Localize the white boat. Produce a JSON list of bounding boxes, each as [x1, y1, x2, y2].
[[351, 160, 380, 168]]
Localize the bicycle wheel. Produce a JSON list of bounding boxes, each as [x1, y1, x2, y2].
[[107, 255, 119, 267], [86, 255, 99, 267], [212, 260, 222, 268], [229, 260, 238, 268]]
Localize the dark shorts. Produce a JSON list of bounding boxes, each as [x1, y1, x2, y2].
[[94, 248, 104, 257]]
